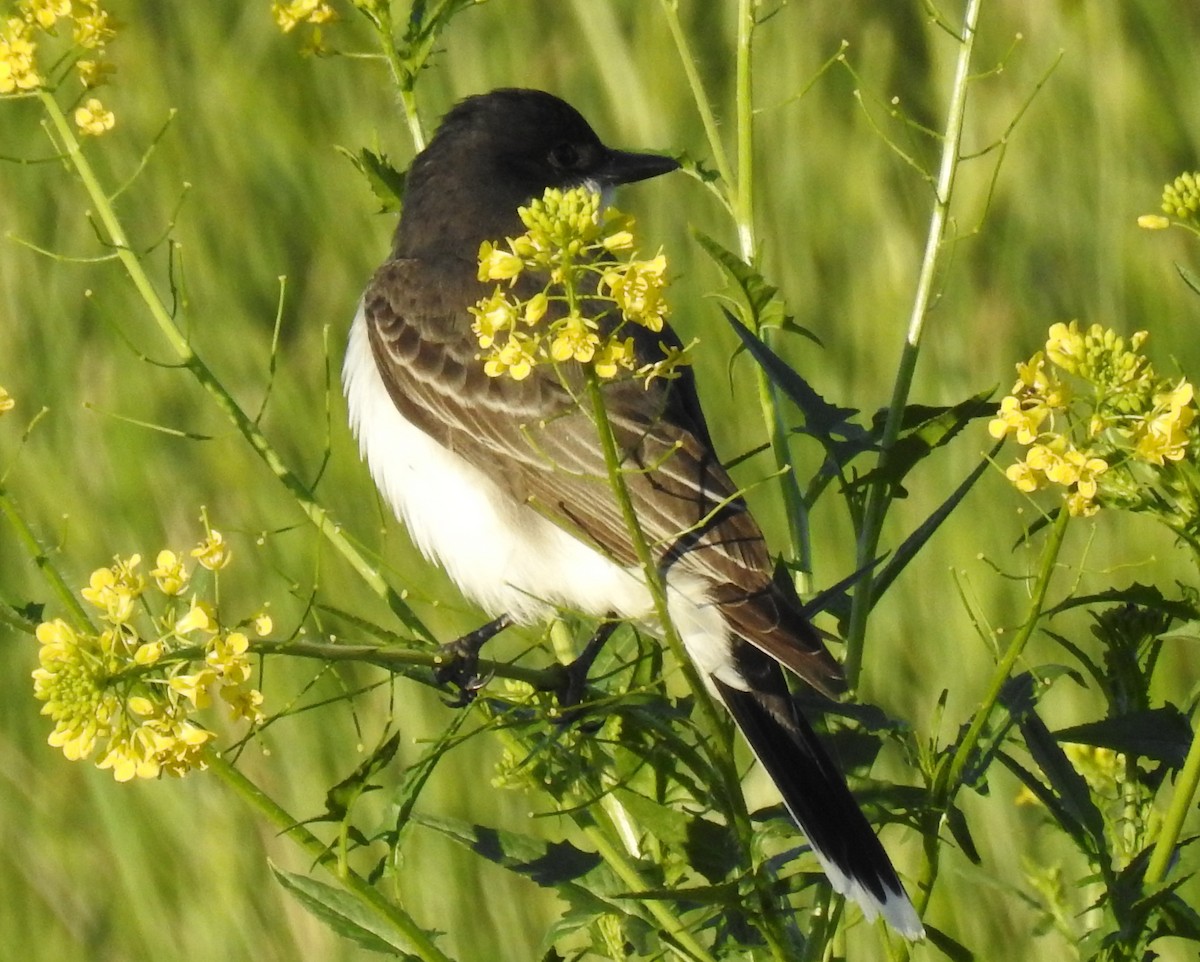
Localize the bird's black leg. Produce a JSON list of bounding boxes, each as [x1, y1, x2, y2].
[[556, 619, 620, 710], [434, 614, 513, 706]]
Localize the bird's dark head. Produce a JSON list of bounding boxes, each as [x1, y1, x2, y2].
[[394, 88, 678, 258]]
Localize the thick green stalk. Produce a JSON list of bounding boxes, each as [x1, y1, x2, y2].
[[897, 506, 1071, 961], [660, 0, 808, 580], [943, 506, 1070, 797], [251, 637, 558, 689], [37, 91, 430, 641], [0, 486, 94, 634], [205, 750, 455, 962], [1145, 705, 1200, 885], [583, 375, 726, 745], [844, 0, 983, 687]]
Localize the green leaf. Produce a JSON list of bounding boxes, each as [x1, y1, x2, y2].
[[718, 307, 870, 471], [337, 146, 407, 213], [413, 813, 604, 888], [1045, 583, 1197, 621], [1054, 706, 1194, 767], [867, 441, 1000, 610], [321, 731, 401, 820], [693, 230, 795, 334], [269, 862, 421, 958], [924, 923, 976, 962], [1014, 706, 1110, 862], [852, 391, 997, 495], [1177, 261, 1200, 298]]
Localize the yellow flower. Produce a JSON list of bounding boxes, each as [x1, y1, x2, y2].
[[72, 1, 116, 50], [1045, 321, 1084, 374], [169, 668, 216, 710], [24, 0, 71, 30], [76, 58, 116, 88], [253, 612, 273, 637], [593, 336, 636, 379], [191, 529, 232, 570], [0, 16, 41, 92], [206, 631, 252, 684], [470, 290, 518, 349], [602, 254, 669, 332], [1138, 214, 1170, 230], [483, 336, 538, 381], [522, 290, 549, 326], [549, 314, 599, 363], [1005, 459, 1041, 494], [989, 394, 1049, 445], [81, 555, 144, 624], [477, 241, 525, 282], [1134, 380, 1196, 466], [151, 549, 190, 595], [221, 683, 265, 724], [173, 598, 214, 635], [75, 97, 115, 136], [271, 0, 336, 33], [0, 385, 13, 414]]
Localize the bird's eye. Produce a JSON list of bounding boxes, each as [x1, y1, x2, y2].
[[547, 141, 583, 170]]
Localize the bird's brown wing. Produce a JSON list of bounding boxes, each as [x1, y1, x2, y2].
[[363, 256, 844, 696]]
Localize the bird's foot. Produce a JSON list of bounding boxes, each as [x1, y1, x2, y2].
[[434, 614, 513, 706], [552, 621, 618, 724]]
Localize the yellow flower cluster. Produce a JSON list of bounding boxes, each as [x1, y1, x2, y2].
[[0, 384, 13, 414], [271, 0, 335, 33], [0, 1, 118, 134], [991, 322, 1198, 518], [470, 186, 688, 384], [32, 529, 269, 782], [1139, 171, 1200, 232], [1161, 171, 1200, 222]]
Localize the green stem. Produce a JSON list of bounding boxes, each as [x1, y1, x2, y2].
[[943, 506, 1070, 795], [581, 819, 719, 962], [844, 0, 983, 687], [0, 485, 94, 634], [583, 375, 726, 744], [661, 0, 808, 581], [251, 637, 560, 690], [36, 91, 431, 642], [1145, 703, 1200, 885], [205, 750, 455, 962]]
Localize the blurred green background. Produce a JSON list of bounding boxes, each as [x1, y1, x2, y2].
[[2, 1, 1200, 959]]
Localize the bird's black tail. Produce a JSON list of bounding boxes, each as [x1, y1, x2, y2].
[[712, 670, 924, 939]]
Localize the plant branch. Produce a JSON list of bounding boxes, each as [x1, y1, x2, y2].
[[844, 0, 983, 687], [36, 90, 432, 643], [205, 749, 456, 962]]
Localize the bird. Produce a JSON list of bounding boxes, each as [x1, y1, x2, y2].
[[342, 87, 923, 939]]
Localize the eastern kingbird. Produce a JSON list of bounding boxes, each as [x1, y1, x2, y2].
[[343, 88, 922, 939]]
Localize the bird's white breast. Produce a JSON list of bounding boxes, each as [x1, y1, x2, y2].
[[342, 303, 739, 685]]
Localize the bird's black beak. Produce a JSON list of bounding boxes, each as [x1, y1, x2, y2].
[[596, 148, 680, 187]]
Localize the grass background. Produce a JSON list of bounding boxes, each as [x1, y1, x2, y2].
[[2, 1, 1200, 959]]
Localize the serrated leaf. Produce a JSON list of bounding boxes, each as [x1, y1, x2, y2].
[[1015, 707, 1109, 861], [945, 803, 981, 865], [325, 731, 401, 816], [718, 307, 871, 477], [1046, 583, 1197, 621], [337, 146, 407, 213], [413, 813, 603, 887], [924, 923, 975, 962], [269, 862, 420, 958], [853, 391, 996, 492], [693, 229, 789, 332], [1055, 706, 1194, 767]]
